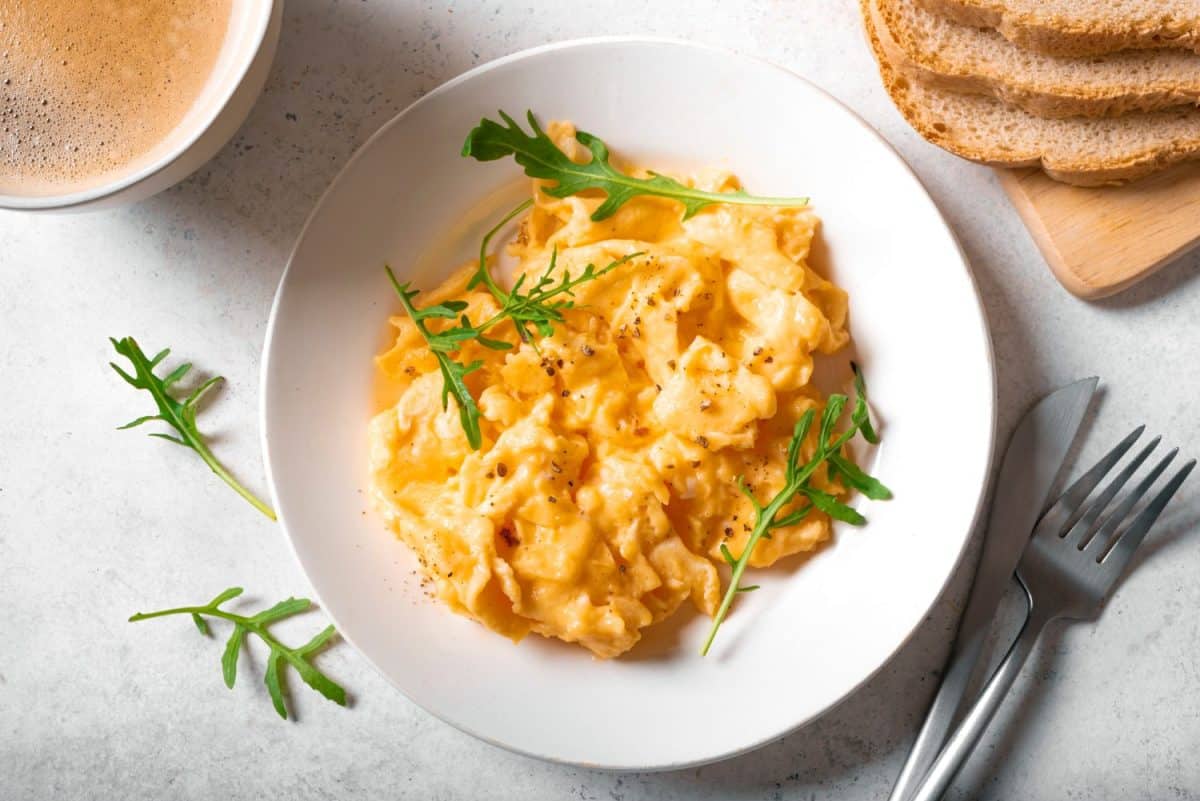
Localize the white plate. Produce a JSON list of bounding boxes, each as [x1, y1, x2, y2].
[[261, 38, 996, 770]]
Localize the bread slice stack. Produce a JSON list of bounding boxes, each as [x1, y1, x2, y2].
[[862, 0, 1200, 185]]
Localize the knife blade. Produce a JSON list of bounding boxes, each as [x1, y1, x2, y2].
[[888, 377, 1098, 801]]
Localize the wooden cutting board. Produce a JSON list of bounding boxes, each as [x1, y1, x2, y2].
[[996, 164, 1200, 299]]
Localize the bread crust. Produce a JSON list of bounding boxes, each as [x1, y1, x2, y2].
[[862, 0, 1200, 186], [918, 0, 1200, 57], [873, 0, 1200, 118]]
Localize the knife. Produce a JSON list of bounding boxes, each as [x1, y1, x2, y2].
[[888, 377, 1098, 801]]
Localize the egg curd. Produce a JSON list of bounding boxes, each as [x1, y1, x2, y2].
[[368, 123, 851, 658]]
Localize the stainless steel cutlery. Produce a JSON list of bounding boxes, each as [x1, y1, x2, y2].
[[889, 378, 1096, 801], [893, 383, 1194, 801]]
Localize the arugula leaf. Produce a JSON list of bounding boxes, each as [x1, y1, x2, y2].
[[828, 451, 892, 501], [701, 371, 890, 656], [385, 267, 487, 449], [462, 111, 809, 222], [800, 486, 866, 525], [851, 361, 880, 444], [499, 247, 639, 344], [468, 198, 533, 297], [109, 337, 276, 520], [221, 627, 244, 688], [386, 202, 641, 448], [129, 587, 346, 719]]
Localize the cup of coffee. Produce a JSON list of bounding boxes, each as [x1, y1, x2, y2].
[[0, 0, 282, 212]]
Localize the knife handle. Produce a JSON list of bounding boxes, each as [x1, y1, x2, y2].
[[887, 634, 984, 801], [908, 604, 1051, 801], [889, 575, 1029, 801]]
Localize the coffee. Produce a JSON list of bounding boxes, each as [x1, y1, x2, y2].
[[0, 0, 232, 197]]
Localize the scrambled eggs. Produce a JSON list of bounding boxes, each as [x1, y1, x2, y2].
[[368, 123, 850, 658]]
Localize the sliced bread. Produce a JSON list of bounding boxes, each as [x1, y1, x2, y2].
[[862, 0, 1200, 186], [919, 0, 1200, 57], [874, 0, 1200, 118]]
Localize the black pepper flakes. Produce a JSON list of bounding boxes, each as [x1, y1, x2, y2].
[[667, 359, 677, 369], [724, 527, 733, 536], [696, 436, 710, 449], [551, 462, 563, 474], [700, 399, 712, 411], [497, 463, 508, 477], [561, 389, 570, 397], [548, 496, 557, 504], [581, 344, 595, 356], [765, 356, 774, 363]]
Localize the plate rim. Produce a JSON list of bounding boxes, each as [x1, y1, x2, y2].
[[260, 35, 999, 771]]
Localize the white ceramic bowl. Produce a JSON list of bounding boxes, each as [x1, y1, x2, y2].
[[0, 0, 282, 212], [262, 38, 996, 770]]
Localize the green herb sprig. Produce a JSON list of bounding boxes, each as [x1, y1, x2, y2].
[[109, 337, 275, 520], [386, 202, 640, 449], [129, 587, 346, 719], [463, 111, 809, 222], [702, 365, 891, 656]]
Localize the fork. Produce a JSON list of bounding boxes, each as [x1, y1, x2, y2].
[[908, 426, 1196, 801]]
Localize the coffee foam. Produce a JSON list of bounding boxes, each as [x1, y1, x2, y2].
[[0, 0, 232, 196]]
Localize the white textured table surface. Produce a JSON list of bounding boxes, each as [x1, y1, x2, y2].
[[4, 2, 1199, 799]]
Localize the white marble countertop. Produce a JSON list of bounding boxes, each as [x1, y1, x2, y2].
[[4, 2, 1199, 799]]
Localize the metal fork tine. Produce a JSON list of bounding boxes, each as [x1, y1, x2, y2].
[[1062, 436, 1160, 548], [1035, 425, 1145, 538], [1099, 459, 1196, 577], [1086, 448, 1178, 558]]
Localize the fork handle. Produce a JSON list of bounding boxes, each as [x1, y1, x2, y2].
[[907, 605, 1053, 801]]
